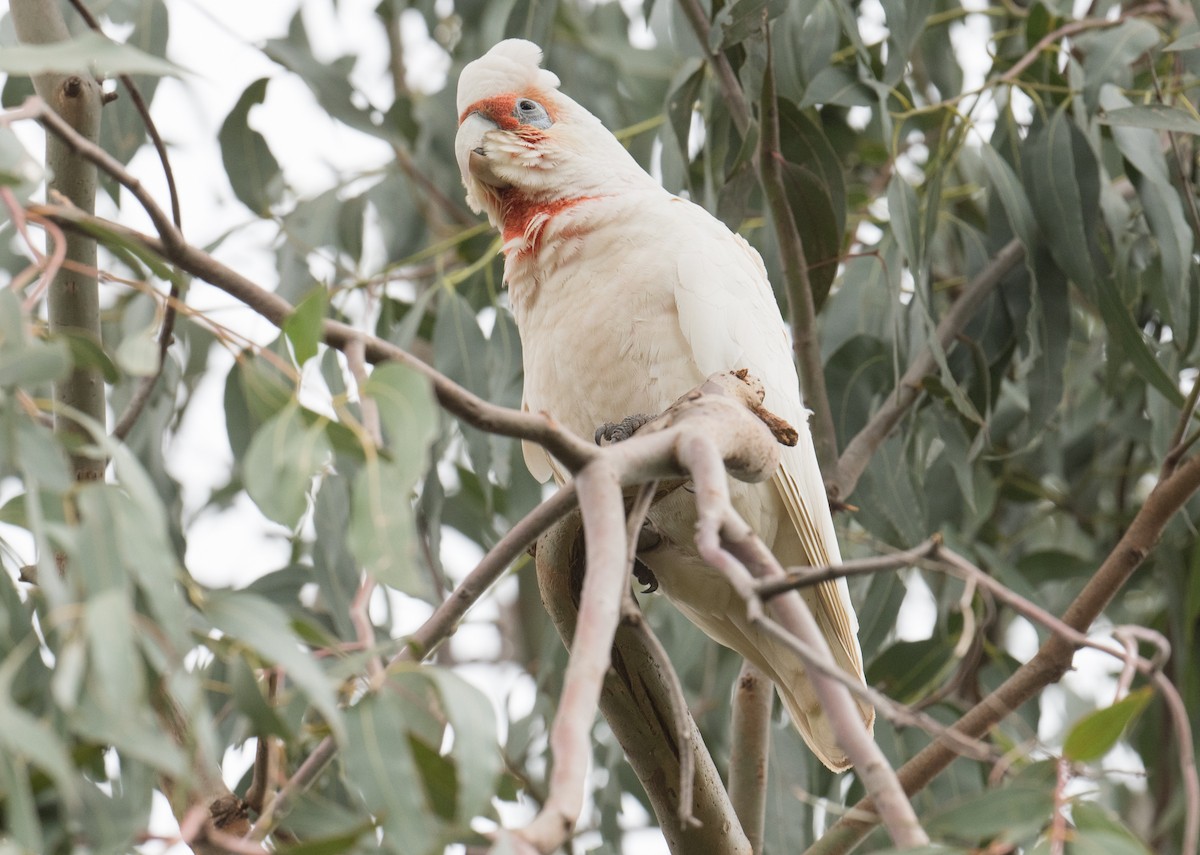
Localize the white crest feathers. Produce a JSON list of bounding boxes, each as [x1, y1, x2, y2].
[[456, 39, 561, 114]]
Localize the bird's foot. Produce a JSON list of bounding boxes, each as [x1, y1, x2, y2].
[[632, 558, 659, 594], [594, 413, 655, 446]]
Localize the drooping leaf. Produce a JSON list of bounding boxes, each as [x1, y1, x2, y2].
[[204, 591, 343, 741], [1074, 19, 1161, 111], [1093, 273, 1184, 407], [1022, 109, 1097, 289], [424, 668, 501, 825], [342, 693, 438, 854], [1100, 104, 1200, 136], [114, 323, 161, 377], [0, 125, 42, 198], [799, 65, 875, 108], [243, 402, 331, 528], [362, 362, 437, 455], [926, 783, 1055, 845], [283, 287, 328, 368], [219, 77, 284, 216], [979, 142, 1037, 252], [348, 458, 427, 596], [0, 31, 183, 76], [0, 691, 78, 810]]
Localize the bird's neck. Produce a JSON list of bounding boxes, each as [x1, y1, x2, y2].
[[498, 188, 600, 248]]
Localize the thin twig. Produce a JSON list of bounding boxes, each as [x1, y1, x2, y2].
[[1, 187, 68, 307], [675, 0, 752, 136], [997, 6, 1166, 85], [243, 672, 277, 816], [1163, 368, 1200, 477], [757, 37, 838, 472], [248, 484, 580, 841], [833, 238, 1024, 501], [808, 452, 1200, 855], [757, 536, 943, 599], [31, 202, 600, 474]]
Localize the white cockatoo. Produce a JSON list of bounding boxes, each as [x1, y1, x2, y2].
[[455, 39, 874, 770]]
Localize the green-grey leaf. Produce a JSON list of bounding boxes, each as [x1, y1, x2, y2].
[[1100, 104, 1200, 136], [1094, 273, 1185, 406], [1063, 686, 1153, 763], [1075, 20, 1160, 110], [219, 77, 284, 216], [56, 331, 119, 383], [0, 694, 78, 809], [362, 362, 437, 457], [979, 143, 1037, 250], [114, 324, 161, 377], [0, 31, 183, 77], [1023, 110, 1096, 288], [926, 785, 1054, 844], [0, 125, 42, 197], [425, 669, 500, 824], [243, 402, 331, 528], [283, 287, 327, 367], [0, 337, 71, 389], [204, 591, 343, 741], [887, 173, 923, 280], [348, 459, 428, 597], [799, 65, 875, 108], [342, 693, 437, 854], [1165, 31, 1200, 51]]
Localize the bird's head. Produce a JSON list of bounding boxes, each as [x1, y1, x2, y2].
[[455, 39, 644, 229]]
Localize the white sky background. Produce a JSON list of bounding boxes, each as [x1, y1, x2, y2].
[[0, 0, 1139, 851]]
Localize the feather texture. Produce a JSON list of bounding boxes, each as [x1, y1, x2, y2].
[[456, 39, 874, 770]]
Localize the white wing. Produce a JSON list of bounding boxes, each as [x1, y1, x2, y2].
[[669, 197, 871, 738]]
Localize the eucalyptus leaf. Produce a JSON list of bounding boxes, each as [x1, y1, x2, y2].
[[799, 65, 875, 108], [204, 591, 344, 741], [0, 31, 183, 77], [243, 402, 332, 528], [342, 693, 438, 854], [283, 287, 328, 367], [1100, 104, 1200, 136], [1063, 686, 1153, 762], [219, 77, 284, 216]]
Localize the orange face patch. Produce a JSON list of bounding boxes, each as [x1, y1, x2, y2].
[[458, 89, 559, 129]]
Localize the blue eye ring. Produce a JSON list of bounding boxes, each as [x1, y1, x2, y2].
[[514, 98, 552, 130]]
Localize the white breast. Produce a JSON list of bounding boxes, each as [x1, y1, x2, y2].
[[507, 192, 706, 443]]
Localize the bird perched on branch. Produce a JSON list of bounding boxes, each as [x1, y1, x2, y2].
[[455, 39, 873, 770]]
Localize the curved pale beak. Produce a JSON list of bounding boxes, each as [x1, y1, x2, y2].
[[455, 112, 508, 188]]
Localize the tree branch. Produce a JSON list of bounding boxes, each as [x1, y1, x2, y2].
[[678, 432, 928, 847], [26, 199, 598, 474], [10, 5, 105, 482], [519, 463, 629, 853], [63, 0, 185, 442]]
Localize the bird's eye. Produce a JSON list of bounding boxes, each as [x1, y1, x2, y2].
[[513, 98, 552, 130]]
